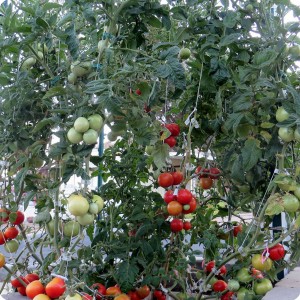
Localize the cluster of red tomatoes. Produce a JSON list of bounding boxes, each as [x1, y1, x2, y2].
[[11, 274, 66, 299], [162, 123, 180, 148], [195, 166, 221, 190], [0, 209, 25, 253], [158, 171, 197, 232]]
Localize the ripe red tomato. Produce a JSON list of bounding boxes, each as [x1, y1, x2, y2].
[[209, 167, 221, 179], [199, 177, 213, 189], [4, 226, 19, 240], [251, 268, 264, 279], [269, 244, 285, 261], [183, 221, 192, 230], [171, 171, 184, 185], [182, 197, 197, 214], [158, 173, 174, 188], [45, 278, 66, 298], [127, 290, 141, 300], [165, 123, 180, 137], [177, 189, 192, 204], [0, 208, 10, 222], [11, 211, 25, 225], [82, 293, 93, 300], [0, 232, 6, 245], [153, 290, 166, 300], [164, 136, 176, 148], [205, 261, 227, 275], [233, 224, 243, 237], [167, 201, 183, 216], [195, 166, 209, 178], [26, 280, 45, 299], [221, 291, 235, 300], [11, 276, 25, 288], [24, 273, 40, 283], [170, 219, 183, 232], [136, 285, 151, 299], [212, 280, 228, 292], [17, 286, 27, 296], [136, 89, 142, 95], [164, 190, 176, 204], [91, 283, 107, 299]]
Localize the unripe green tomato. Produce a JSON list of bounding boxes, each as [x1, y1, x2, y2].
[[293, 185, 300, 199], [74, 117, 90, 133], [21, 57, 37, 70], [237, 287, 255, 300], [68, 73, 77, 84], [4, 240, 19, 253], [288, 45, 300, 58], [37, 51, 44, 60], [236, 268, 252, 283], [38, 43, 48, 53], [276, 107, 289, 122], [282, 193, 300, 212], [47, 219, 63, 236], [67, 127, 83, 144], [83, 129, 99, 145], [251, 254, 273, 271], [89, 203, 99, 214], [71, 61, 92, 77], [67, 194, 89, 216], [92, 195, 104, 212], [76, 213, 94, 226], [88, 114, 104, 132], [278, 127, 294, 142], [179, 48, 191, 60], [253, 278, 273, 295], [107, 131, 118, 142], [65, 294, 82, 300], [63, 220, 80, 237], [294, 128, 300, 142], [228, 279, 240, 291]]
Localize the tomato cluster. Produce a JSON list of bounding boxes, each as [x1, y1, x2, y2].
[[195, 166, 221, 190], [162, 123, 180, 148]]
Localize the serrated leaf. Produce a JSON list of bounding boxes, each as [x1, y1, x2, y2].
[[34, 209, 51, 223], [220, 33, 241, 46], [151, 143, 170, 171], [241, 138, 262, 171], [224, 112, 244, 134], [14, 167, 29, 194], [253, 49, 278, 68], [265, 202, 284, 216], [24, 191, 36, 211], [36, 17, 49, 29], [260, 130, 272, 142], [115, 260, 139, 292], [223, 11, 238, 28], [32, 118, 55, 133], [231, 154, 244, 182], [136, 223, 153, 238], [42, 86, 66, 99], [285, 85, 300, 115]]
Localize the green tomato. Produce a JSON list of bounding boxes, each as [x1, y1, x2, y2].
[[294, 128, 300, 142], [288, 45, 300, 58], [89, 203, 99, 214], [4, 240, 19, 253], [38, 43, 48, 53], [278, 127, 294, 142], [179, 48, 191, 60], [251, 254, 273, 271], [47, 219, 63, 236], [92, 195, 104, 212], [76, 213, 95, 226], [74, 117, 90, 133], [237, 287, 255, 300], [68, 73, 77, 84], [145, 145, 154, 155], [293, 185, 300, 199], [107, 131, 118, 142], [253, 278, 273, 295], [83, 129, 99, 145], [67, 194, 89, 216], [228, 279, 240, 291], [67, 127, 83, 144], [236, 268, 252, 283], [88, 114, 104, 132], [276, 107, 289, 122], [71, 61, 92, 77], [21, 57, 37, 70], [63, 220, 80, 237], [282, 193, 300, 212]]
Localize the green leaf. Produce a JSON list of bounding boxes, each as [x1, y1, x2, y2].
[[252, 49, 278, 68], [14, 167, 29, 195], [34, 209, 52, 224], [115, 260, 139, 292], [151, 143, 170, 171], [42, 3, 62, 10], [223, 11, 238, 28], [241, 138, 262, 171], [220, 33, 241, 46], [231, 154, 244, 182], [43, 86, 66, 99], [32, 118, 55, 133], [286, 85, 300, 115], [224, 112, 244, 134], [36, 17, 49, 29], [24, 191, 36, 211], [146, 15, 162, 28], [294, 214, 300, 229]]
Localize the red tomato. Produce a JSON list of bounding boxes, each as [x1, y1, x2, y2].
[[167, 201, 183, 216], [127, 290, 141, 300], [251, 268, 264, 279], [0, 232, 6, 245], [91, 283, 107, 299], [11, 276, 26, 288], [45, 279, 66, 298], [136, 285, 151, 299], [11, 211, 25, 225], [26, 280, 45, 299], [212, 280, 228, 292], [82, 293, 93, 300], [158, 173, 174, 188], [269, 244, 285, 261], [233, 224, 243, 237], [170, 219, 183, 232], [171, 171, 184, 185], [195, 166, 209, 178], [0, 208, 10, 222], [183, 221, 192, 230], [106, 286, 121, 296], [4, 226, 19, 240], [209, 167, 221, 179], [136, 89, 142, 95], [144, 104, 151, 113], [221, 291, 235, 300], [164, 190, 176, 204], [205, 261, 227, 275], [164, 136, 176, 148], [165, 123, 180, 137], [17, 286, 27, 296], [199, 177, 213, 189], [24, 273, 40, 283], [182, 197, 197, 214], [177, 189, 192, 204], [153, 290, 166, 300]]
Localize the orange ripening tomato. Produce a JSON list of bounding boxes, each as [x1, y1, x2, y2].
[[136, 285, 151, 299], [106, 286, 122, 296], [45, 278, 66, 299], [167, 201, 183, 216], [26, 280, 45, 299]]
